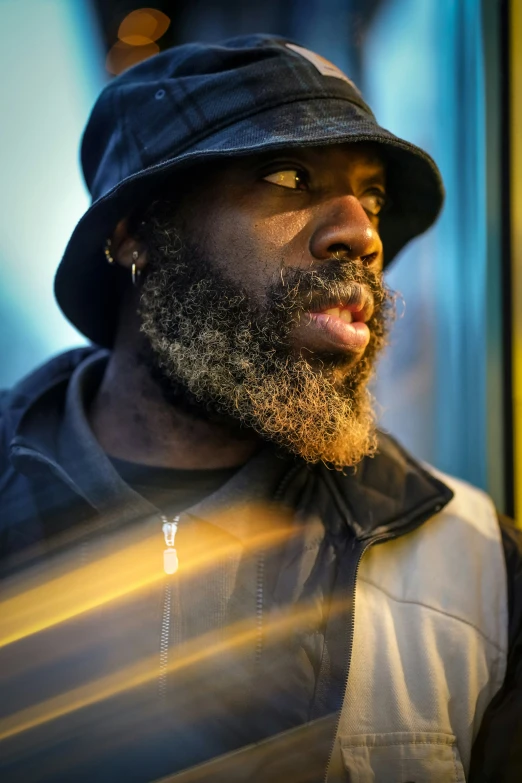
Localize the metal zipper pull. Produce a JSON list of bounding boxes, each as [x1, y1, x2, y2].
[[161, 515, 179, 574]]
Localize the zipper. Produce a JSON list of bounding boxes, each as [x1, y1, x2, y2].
[[255, 549, 265, 663], [162, 517, 179, 575], [158, 462, 300, 685], [158, 514, 180, 699], [158, 459, 298, 691], [322, 501, 444, 782], [322, 537, 369, 782]]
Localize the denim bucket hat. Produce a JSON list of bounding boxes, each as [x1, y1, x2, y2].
[[55, 33, 444, 347]]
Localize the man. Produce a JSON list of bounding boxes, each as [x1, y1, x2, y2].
[[0, 34, 521, 783]]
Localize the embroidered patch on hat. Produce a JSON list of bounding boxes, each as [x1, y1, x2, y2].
[[285, 43, 360, 93]]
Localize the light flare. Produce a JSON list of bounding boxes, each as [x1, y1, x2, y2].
[[0, 596, 350, 742], [0, 504, 297, 649]]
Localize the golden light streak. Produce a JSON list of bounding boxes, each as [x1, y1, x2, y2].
[[0, 507, 297, 648], [0, 597, 348, 742]]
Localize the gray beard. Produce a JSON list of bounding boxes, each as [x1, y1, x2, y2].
[[136, 215, 394, 469]]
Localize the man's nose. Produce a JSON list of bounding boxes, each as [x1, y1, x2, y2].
[[309, 195, 383, 266]]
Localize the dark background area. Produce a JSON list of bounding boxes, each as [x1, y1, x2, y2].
[[90, 0, 383, 85]]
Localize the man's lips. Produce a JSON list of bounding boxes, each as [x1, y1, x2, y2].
[[292, 292, 374, 354], [303, 313, 370, 352]]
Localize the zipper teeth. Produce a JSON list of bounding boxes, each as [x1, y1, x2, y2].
[[255, 549, 265, 663], [159, 581, 172, 698], [158, 514, 180, 699], [158, 464, 302, 686], [322, 540, 368, 782]]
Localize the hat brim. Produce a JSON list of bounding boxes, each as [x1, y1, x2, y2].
[[55, 98, 444, 347]]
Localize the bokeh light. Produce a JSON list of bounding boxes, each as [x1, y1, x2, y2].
[[106, 40, 160, 75], [118, 7, 170, 45], [106, 8, 170, 75]]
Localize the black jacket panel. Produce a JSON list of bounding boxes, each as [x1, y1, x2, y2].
[[468, 516, 522, 782]]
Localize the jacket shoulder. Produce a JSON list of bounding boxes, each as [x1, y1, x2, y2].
[[0, 346, 97, 491], [0, 346, 105, 560]]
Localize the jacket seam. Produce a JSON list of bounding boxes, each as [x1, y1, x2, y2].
[[358, 575, 508, 654], [340, 738, 457, 747]]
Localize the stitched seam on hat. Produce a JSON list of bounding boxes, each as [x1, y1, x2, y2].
[[90, 130, 430, 209], [164, 81, 198, 137], [85, 135, 434, 223], [176, 78, 212, 131]]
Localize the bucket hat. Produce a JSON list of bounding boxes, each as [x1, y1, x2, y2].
[[55, 33, 444, 347]]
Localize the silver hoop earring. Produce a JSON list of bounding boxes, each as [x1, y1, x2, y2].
[[132, 263, 141, 287]]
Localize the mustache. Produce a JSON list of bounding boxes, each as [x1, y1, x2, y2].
[[304, 286, 373, 316], [268, 259, 387, 318]]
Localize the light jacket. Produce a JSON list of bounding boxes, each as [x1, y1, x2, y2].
[[0, 348, 521, 783]]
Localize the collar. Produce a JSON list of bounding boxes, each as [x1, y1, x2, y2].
[[9, 349, 299, 543], [8, 349, 453, 544]]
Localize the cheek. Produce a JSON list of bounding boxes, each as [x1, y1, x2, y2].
[[210, 209, 312, 297]]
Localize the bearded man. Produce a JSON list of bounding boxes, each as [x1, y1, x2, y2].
[[0, 35, 521, 783]]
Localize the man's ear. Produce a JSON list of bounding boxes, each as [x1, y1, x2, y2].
[[111, 218, 148, 272]]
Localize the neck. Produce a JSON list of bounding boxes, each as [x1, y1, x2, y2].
[[88, 347, 261, 470]]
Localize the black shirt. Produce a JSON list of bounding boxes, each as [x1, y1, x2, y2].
[[109, 455, 239, 517]]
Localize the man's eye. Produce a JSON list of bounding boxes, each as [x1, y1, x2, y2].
[[262, 170, 308, 190], [359, 189, 388, 216]]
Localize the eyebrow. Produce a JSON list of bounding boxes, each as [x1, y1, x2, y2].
[[251, 151, 387, 186]]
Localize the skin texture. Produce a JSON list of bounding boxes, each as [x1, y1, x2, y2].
[[89, 143, 388, 469]]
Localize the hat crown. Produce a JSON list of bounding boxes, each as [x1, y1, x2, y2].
[[81, 34, 373, 200]]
